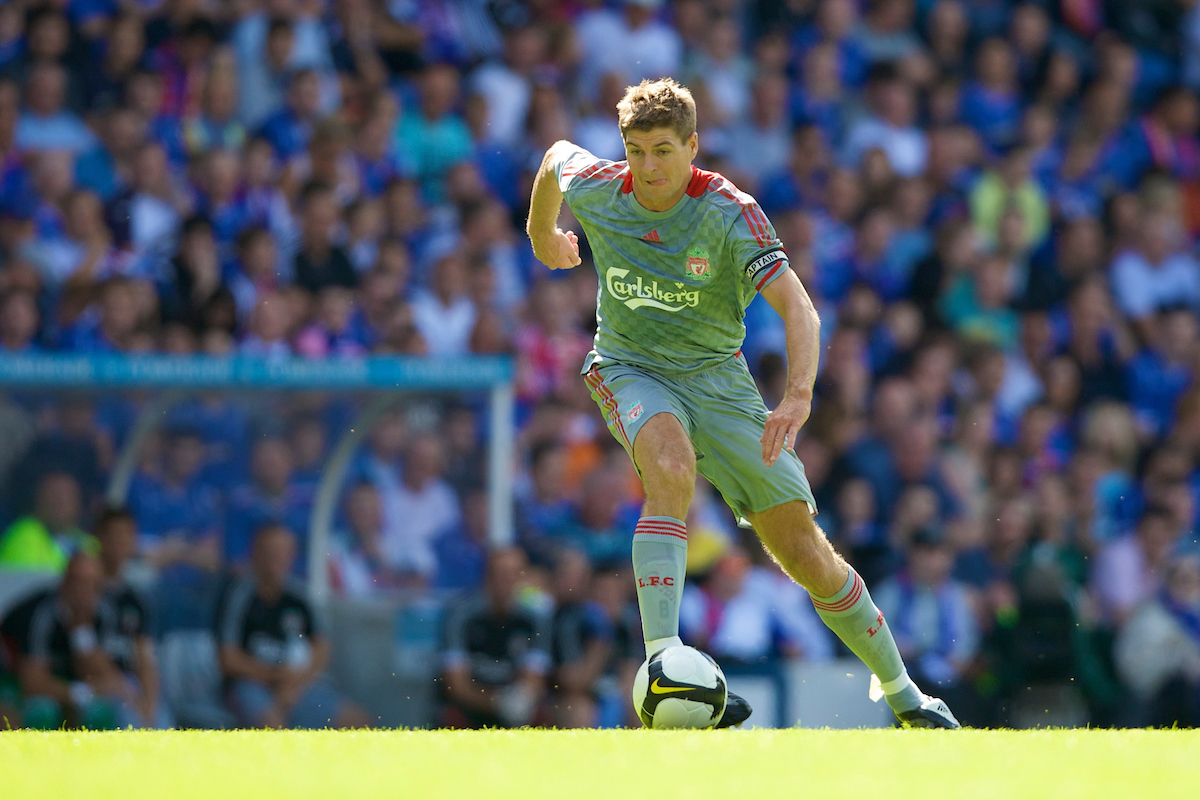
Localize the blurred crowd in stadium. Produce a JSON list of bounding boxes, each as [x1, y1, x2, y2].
[[3, 0, 1200, 731]]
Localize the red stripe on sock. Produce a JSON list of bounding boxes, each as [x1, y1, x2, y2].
[[812, 574, 864, 612], [636, 528, 688, 541], [637, 523, 688, 537]]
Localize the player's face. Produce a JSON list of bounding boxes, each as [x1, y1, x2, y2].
[[623, 127, 699, 211]]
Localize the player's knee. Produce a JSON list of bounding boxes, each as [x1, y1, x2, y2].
[[643, 454, 694, 495]]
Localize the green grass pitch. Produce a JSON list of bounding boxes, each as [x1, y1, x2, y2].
[[1, 728, 1196, 799]]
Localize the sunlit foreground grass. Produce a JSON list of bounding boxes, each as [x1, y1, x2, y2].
[[1, 727, 1197, 799]]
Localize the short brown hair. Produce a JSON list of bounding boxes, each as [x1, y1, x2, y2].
[[617, 78, 697, 143]]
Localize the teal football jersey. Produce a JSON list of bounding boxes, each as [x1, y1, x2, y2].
[[552, 144, 790, 376]]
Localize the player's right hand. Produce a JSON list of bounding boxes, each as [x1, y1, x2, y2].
[[532, 227, 582, 270]]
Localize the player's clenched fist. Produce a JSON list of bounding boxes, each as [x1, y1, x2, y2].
[[531, 227, 582, 270]]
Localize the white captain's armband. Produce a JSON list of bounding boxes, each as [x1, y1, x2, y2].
[[744, 248, 787, 278]]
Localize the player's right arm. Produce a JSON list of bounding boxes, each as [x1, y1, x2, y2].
[[526, 140, 584, 271]]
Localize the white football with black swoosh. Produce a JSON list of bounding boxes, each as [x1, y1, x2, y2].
[[632, 645, 727, 729]]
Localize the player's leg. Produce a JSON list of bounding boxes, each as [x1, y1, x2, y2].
[[746, 502, 937, 720], [585, 365, 693, 657], [630, 412, 694, 655], [687, 355, 957, 728]]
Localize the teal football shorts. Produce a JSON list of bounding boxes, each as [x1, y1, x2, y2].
[[585, 352, 817, 526]]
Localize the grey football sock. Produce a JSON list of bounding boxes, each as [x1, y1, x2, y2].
[[811, 568, 923, 714], [632, 516, 688, 657]]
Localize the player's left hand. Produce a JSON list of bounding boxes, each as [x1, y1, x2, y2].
[[760, 394, 811, 467]]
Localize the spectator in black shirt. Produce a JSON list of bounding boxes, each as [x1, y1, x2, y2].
[[95, 507, 171, 728], [440, 547, 550, 728], [551, 554, 643, 728], [215, 524, 368, 729], [293, 182, 357, 294], [3, 552, 160, 729]]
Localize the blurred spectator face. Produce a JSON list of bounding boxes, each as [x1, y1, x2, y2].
[[531, 444, 567, 501], [250, 291, 291, 341], [161, 323, 196, 354], [1084, 80, 1128, 134], [432, 253, 468, 304], [1043, 356, 1081, 412], [908, 538, 952, 586], [872, 377, 917, 437], [205, 150, 241, 200], [997, 208, 1027, 253], [506, 26, 547, 72], [369, 411, 406, 461], [166, 432, 206, 484], [751, 74, 788, 127], [100, 279, 140, 341], [134, 144, 169, 194], [289, 71, 321, 118], [376, 239, 410, 280], [818, 0, 858, 39], [420, 65, 460, 120], [26, 63, 66, 116], [97, 514, 138, 575], [857, 207, 895, 260], [403, 435, 445, 490], [975, 256, 1012, 309], [893, 418, 937, 481], [1160, 309, 1199, 362], [346, 484, 382, 543], [0, 290, 39, 348], [128, 71, 165, 119], [1137, 512, 1178, 564], [1166, 556, 1200, 608], [1000, 148, 1033, 188], [878, 80, 916, 128], [1042, 51, 1079, 103], [1021, 105, 1056, 151], [252, 439, 293, 494], [976, 38, 1015, 89], [486, 547, 526, 609], [708, 548, 751, 602], [302, 188, 338, 244], [928, 1, 967, 46], [837, 479, 876, 528], [1140, 213, 1181, 264], [994, 497, 1033, 552], [1059, 217, 1104, 277], [1162, 92, 1198, 135], [316, 286, 355, 332], [893, 178, 931, 228], [348, 199, 383, 242], [826, 168, 861, 220], [36, 472, 82, 532], [578, 468, 624, 530], [1011, 4, 1050, 57], [64, 191, 106, 241], [707, 17, 741, 64], [108, 14, 145, 69], [245, 139, 278, 186], [290, 418, 326, 470], [61, 554, 104, 624], [241, 230, 278, 282], [34, 150, 76, 205], [29, 12, 69, 62], [266, 22, 295, 71], [555, 549, 591, 601], [252, 526, 297, 593]]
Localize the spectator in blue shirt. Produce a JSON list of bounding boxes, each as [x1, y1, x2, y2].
[[127, 425, 221, 570], [393, 63, 474, 204], [15, 62, 96, 155], [960, 38, 1022, 154], [434, 490, 489, 591], [1127, 309, 1197, 440], [258, 69, 322, 164], [224, 437, 313, 574]]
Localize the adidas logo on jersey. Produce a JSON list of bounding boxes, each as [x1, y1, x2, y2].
[[641, 230, 662, 243]]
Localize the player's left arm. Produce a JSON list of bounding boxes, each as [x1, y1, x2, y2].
[[758, 268, 821, 466]]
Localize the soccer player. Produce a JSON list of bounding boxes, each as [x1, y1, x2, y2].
[[526, 78, 959, 729]]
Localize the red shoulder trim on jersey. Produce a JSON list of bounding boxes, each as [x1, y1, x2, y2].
[[622, 169, 634, 194], [685, 166, 718, 198]]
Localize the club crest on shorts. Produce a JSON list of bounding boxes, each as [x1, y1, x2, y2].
[[628, 402, 644, 423], [686, 247, 711, 280]]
